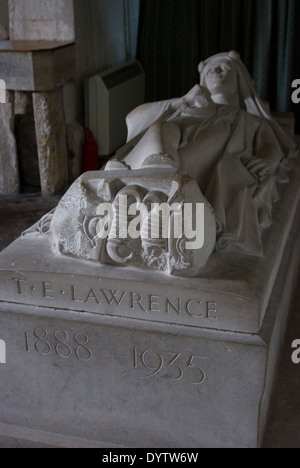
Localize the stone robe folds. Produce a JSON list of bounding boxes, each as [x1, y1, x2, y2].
[[122, 91, 295, 256]]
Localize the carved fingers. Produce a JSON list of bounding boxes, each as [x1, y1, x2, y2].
[[184, 85, 201, 101], [171, 97, 185, 110], [244, 157, 272, 179]]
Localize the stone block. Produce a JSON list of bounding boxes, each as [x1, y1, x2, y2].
[[9, 0, 75, 41], [0, 91, 20, 194], [0, 50, 34, 91], [0, 198, 298, 447], [33, 89, 69, 196], [0, 42, 75, 92]]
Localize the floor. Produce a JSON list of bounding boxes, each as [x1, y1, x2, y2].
[[0, 192, 300, 448]]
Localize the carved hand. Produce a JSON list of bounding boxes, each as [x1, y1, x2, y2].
[[171, 85, 210, 111], [171, 97, 185, 110], [184, 85, 202, 103], [244, 157, 273, 180]]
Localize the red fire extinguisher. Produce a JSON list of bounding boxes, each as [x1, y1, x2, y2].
[[82, 127, 98, 172]]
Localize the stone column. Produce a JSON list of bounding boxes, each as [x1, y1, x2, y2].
[[0, 90, 20, 194], [33, 89, 69, 197]]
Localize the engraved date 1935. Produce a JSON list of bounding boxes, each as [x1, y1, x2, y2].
[[133, 348, 208, 385]]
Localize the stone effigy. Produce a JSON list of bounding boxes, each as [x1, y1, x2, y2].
[[112, 51, 297, 256], [50, 51, 297, 273], [0, 52, 299, 448]]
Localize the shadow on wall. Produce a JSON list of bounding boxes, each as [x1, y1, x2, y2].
[[73, 0, 140, 123], [0, 0, 9, 29]]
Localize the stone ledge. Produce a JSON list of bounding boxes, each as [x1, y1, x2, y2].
[[0, 42, 75, 91], [0, 40, 74, 53]]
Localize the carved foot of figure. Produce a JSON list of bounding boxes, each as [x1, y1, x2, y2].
[[106, 153, 178, 171], [49, 167, 216, 277]]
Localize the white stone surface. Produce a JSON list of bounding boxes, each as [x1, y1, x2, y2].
[[33, 89, 69, 196], [0, 90, 20, 194], [9, 0, 74, 41]]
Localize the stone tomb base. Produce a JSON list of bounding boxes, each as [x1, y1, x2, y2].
[[0, 161, 299, 447], [0, 233, 298, 449]]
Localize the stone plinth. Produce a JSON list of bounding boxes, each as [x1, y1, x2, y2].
[[0, 206, 298, 448], [0, 156, 299, 447]]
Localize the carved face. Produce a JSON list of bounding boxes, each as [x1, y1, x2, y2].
[[204, 58, 238, 96]]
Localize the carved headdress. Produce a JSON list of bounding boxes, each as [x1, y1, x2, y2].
[[199, 51, 296, 157]]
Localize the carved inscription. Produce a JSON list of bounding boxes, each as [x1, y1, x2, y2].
[[134, 348, 208, 384], [24, 328, 93, 361], [12, 278, 218, 322]]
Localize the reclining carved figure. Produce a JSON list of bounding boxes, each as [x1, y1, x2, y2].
[[49, 51, 297, 276], [109, 51, 297, 256]]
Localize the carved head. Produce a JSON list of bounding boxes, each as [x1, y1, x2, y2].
[[199, 53, 239, 98], [199, 50, 273, 115], [198, 51, 295, 156]]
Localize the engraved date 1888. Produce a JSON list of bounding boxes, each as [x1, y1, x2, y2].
[[134, 348, 208, 384], [24, 328, 93, 361]]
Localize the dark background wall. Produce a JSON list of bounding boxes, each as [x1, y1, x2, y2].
[[137, 0, 300, 132], [0, 0, 9, 29], [73, 0, 140, 122]]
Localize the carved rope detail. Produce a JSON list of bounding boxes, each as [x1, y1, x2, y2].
[[22, 209, 56, 239]]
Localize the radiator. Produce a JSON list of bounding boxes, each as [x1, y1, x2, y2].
[[85, 60, 145, 157]]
